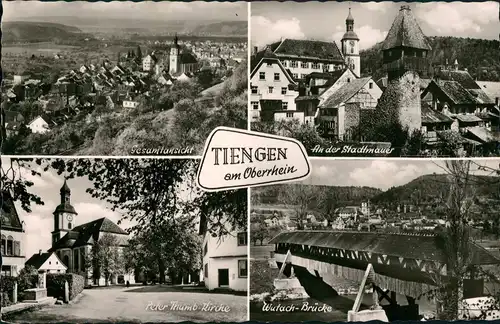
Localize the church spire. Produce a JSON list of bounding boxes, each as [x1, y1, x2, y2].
[[174, 33, 179, 47]]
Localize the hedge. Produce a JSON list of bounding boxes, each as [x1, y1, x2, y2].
[[46, 273, 85, 301], [0, 274, 38, 306]]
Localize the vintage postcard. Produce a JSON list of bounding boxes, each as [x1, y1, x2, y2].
[[250, 1, 500, 157], [1, 157, 248, 322], [1, 1, 248, 156], [249, 159, 500, 321]]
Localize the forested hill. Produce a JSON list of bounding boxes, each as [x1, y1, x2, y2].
[[252, 185, 383, 207], [371, 174, 500, 207], [360, 36, 500, 82], [3, 21, 91, 43]]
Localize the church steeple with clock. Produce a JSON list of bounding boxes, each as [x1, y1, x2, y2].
[[52, 179, 78, 246], [341, 7, 361, 77]]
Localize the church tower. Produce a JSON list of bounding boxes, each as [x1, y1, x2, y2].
[[377, 5, 432, 133], [52, 179, 78, 246], [169, 34, 180, 74], [341, 7, 360, 77]]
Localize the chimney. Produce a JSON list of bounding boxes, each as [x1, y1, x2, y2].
[[39, 249, 43, 255]]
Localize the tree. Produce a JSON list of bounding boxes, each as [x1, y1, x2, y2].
[[277, 184, 316, 230], [87, 233, 125, 286], [136, 45, 142, 61]]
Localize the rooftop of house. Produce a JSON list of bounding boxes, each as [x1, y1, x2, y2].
[[421, 104, 453, 124], [50, 217, 128, 250], [382, 5, 432, 51], [319, 77, 372, 108], [268, 38, 344, 62], [1, 191, 23, 232]]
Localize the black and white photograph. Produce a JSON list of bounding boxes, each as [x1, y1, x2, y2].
[[250, 1, 500, 157], [1, 158, 248, 322], [250, 159, 500, 321], [1, 1, 248, 156]]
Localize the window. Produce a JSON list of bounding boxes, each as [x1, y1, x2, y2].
[[251, 86, 258, 94], [49, 261, 52, 265], [347, 78, 351, 83], [369, 82, 373, 89], [6, 236, 13, 255], [281, 87, 287, 95], [12, 241, 19, 256], [351, 47, 354, 54], [282, 60, 288, 67], [312, 63, 320, 69], [282, 102, 288, 110], [238, 260, 248, 278], [68, 223, 72, 229], [204, 242, 208, 256], [237, 232, 247, 246], [292, 73, 298, 79], [286, 112, 294, 118], [268, 87, 274, 94], [323, 64, 329, 72], [266, 62, 272, 67], [274, 73, 280, 81], [1, 265, 12, 277], [301, 62, 308, 68], [251, 101, 259, 110], [259, 72, 265, 80], [204, 263, 208, 278], [1, 235, 5, 255], [290, 61, 298, 68]]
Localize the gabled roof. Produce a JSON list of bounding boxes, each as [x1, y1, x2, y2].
[[250, 47, 296, 84], [1, 191, 23, 232], [429, 80, 477, 105], [436, 70, 480, 90], [270, 38, 344, 62], [25, 252, 66, 270], [25, 252, 52, 269], [319, 77, 372, 108], [51, 217, 128, 250], [382, 5, 431, 51], [466, 127, 500, 143], [421, 104, 453, 124]]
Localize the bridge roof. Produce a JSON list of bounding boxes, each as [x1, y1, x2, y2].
[[269, 231, 500, 265]]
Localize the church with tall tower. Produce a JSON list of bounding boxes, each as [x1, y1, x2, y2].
[[169, 34, 198, 75], [341, 7, 360, 77], [49, 179, 136, 286]]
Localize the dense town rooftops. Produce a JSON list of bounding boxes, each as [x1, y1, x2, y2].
[[382, 5, 432, 51]]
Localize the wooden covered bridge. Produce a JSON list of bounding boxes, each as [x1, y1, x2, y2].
[[269, 231, 500, 320]]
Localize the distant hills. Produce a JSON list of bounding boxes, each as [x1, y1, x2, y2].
[[2, 18, 248, 40], [253, 173, 500, 216], [361, 36, 500, 82], [2, 21, 91, 43], [371, 174, 500, 207]]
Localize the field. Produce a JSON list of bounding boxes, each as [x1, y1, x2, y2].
[[3, 43, 79, 56]]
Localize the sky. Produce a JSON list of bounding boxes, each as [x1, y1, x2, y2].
[[2, 1, 247, 21], [301, 159, 500, 190], [3, 159, 197, 260], [251, 1, 500, 50]]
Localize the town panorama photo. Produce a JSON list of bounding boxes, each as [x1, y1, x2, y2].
[[1, 1, 248, 156], [250, 1, 500, 157]]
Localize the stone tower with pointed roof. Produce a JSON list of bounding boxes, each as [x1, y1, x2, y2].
[[377, 5, 432, 132], [341, 7, 360, 77], [52, 179, 78, 246], [170, 33, 181, 74]]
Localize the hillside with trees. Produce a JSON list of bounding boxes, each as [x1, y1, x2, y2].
[[2, 22, 92, 43], [361, 36, 500, 82]]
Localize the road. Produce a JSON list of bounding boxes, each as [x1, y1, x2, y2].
[[6, 285, 247, 323]]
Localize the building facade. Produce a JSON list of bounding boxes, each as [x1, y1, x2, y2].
[[49, 180, 135, 286], [169, 35, 199, 75], [25, 251, 67, 274], [250, 48, 299, 123], [200, 220, 247, 292], [1, 191, 26, 277]]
